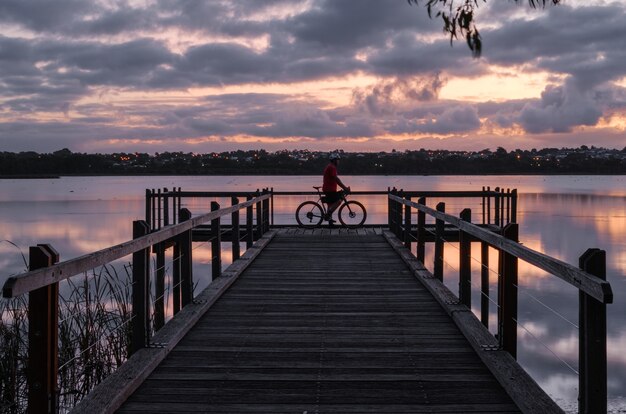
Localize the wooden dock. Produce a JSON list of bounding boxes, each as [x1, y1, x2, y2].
[[114, 229, 529, 413], [7, 188, 611, 413]]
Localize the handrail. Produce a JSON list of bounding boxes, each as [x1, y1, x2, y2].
[[388, 194, 613, 304], [151, 189, 513, 197], [2, 194, 271, 298]]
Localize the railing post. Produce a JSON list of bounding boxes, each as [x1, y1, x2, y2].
[[172, 232, 181, 315], [156, 188, 162, 230], [255, 191, 263, 240], [150, 189, 156, 230], [481, 186, 486, 225], [231, 197, 240, 261], [211, 202, 222, 280], [387, 187, 392, 230], [391, 189, 399, 236], [163, 187, 170, 226], [459, 209, 471, 308], [393, 190, 404, 240], [154, 242, 165, 330], [499, 223, 519, 358], [262, 189, 270, 233], [481, 241, 490, 328], [270, 187, 274, 226], [506, 188, 511, 224], [494, 186, 500, 227], [28, 244, 59, 414], [510, 189, 518, 224], [246, 195, 254, 248], [579, 249, 607, 414], [486, 186, 491, 225], [145, 189, 152, 226], [417, 197, 426, 262], [179, 208, 193, 306], [434, 202, 445, 281], [500, 188, 506, 227], [404, 195, 412, 249], [131, 220, 150, 355]]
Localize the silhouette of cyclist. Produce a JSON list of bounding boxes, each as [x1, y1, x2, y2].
[[322, 153, 350, 224]]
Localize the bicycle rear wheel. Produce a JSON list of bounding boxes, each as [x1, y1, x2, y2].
[[338, 201, 366, 228], [295, 201, 324, 228]]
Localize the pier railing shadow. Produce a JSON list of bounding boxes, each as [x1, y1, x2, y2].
[[388, 191, 613, 414]]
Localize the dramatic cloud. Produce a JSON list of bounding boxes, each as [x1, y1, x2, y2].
[[0, 0, 625, 152]]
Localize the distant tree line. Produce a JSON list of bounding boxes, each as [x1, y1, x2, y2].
[[1, 146, 625, 176]]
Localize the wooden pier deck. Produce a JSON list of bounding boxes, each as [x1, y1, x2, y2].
[[116, 229, 524, 413]]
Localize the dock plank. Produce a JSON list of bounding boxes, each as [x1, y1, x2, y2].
[[116, 230, 522, 413]]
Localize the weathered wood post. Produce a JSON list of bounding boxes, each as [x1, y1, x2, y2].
[[579, 248, 607, 414], [131, 220, 150, 354], [500, 188, 506, 227], [481, 186, 486, 225], [387, 187, 392, 230], [494, 186, 500, 227], [150, 189, 156, 229], [231, 197, 240, 261], [459, 209, 472, 308], [211, 202, 222, 280], [404, 195, 412, 249], [434, 202, 445, 281], [28, 244, 59, 414], [163, 187, 170, 226], [179, 208, 193, 306], [255, 190, 263, 240], [246, 195, 254, 248], [506, 188, 511, 223], [174, 187, 182, 224], [262, 189, 270, 233], [156, 188, 162, 230], [417, 197, 426, 262], [480, 241, 490, 328], [270, 187, 274, 226], [395, 190, 403, 239], [145, 189, 152, 228], [499, 223, 519, 358], [153, 242, 165, 330], [172, 233, 181, 315], [391, 188, 400, 236], [510, 189, 518, 223], [486, 186, 491, 225]]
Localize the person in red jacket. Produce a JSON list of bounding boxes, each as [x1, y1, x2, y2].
[[322, 153, 350, 224]]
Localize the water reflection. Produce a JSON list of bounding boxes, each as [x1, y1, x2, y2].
[[0, 176, 625, 412]]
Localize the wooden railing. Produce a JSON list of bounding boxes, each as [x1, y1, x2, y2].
[[1, 192, 271, 414], [388, 191, 613, 414], [146, 187, 517, 228]]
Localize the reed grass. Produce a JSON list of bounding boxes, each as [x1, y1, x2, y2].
[[0, 261, 134, 413]]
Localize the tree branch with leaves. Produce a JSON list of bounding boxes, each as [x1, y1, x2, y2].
[[408, 0, 560, 57]]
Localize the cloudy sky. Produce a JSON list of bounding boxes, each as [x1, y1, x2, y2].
[[0, 0, 625, 153]]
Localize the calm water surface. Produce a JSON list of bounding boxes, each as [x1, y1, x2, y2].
[[1, 175, 625, 412]]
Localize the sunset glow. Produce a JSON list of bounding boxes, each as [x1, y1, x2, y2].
[[1, 1, 625, 153]]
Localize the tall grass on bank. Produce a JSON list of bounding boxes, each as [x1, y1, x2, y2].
[[0, 263, 133, 413]]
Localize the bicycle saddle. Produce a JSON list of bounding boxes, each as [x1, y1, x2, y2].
[[313, 186, 322, 190]]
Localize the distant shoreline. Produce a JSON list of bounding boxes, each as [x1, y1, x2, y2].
[[0, 175, 60, 179], [0, 173, 625, 178]]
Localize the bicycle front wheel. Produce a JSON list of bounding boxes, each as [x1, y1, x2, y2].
[[295, 201, 324, 228], [338, 201, 367, 228]]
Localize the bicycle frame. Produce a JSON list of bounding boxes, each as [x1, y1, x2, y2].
[[296, 187, 367, 229]]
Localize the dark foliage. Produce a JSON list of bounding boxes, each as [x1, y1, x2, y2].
[[408, 0, 561, 57], [0, 147, 624, 176]]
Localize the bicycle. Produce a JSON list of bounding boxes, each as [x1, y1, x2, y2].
[[295, 187, 367, 229]]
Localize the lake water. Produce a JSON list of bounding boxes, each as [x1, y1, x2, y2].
[[1, 175, 625, 412]]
